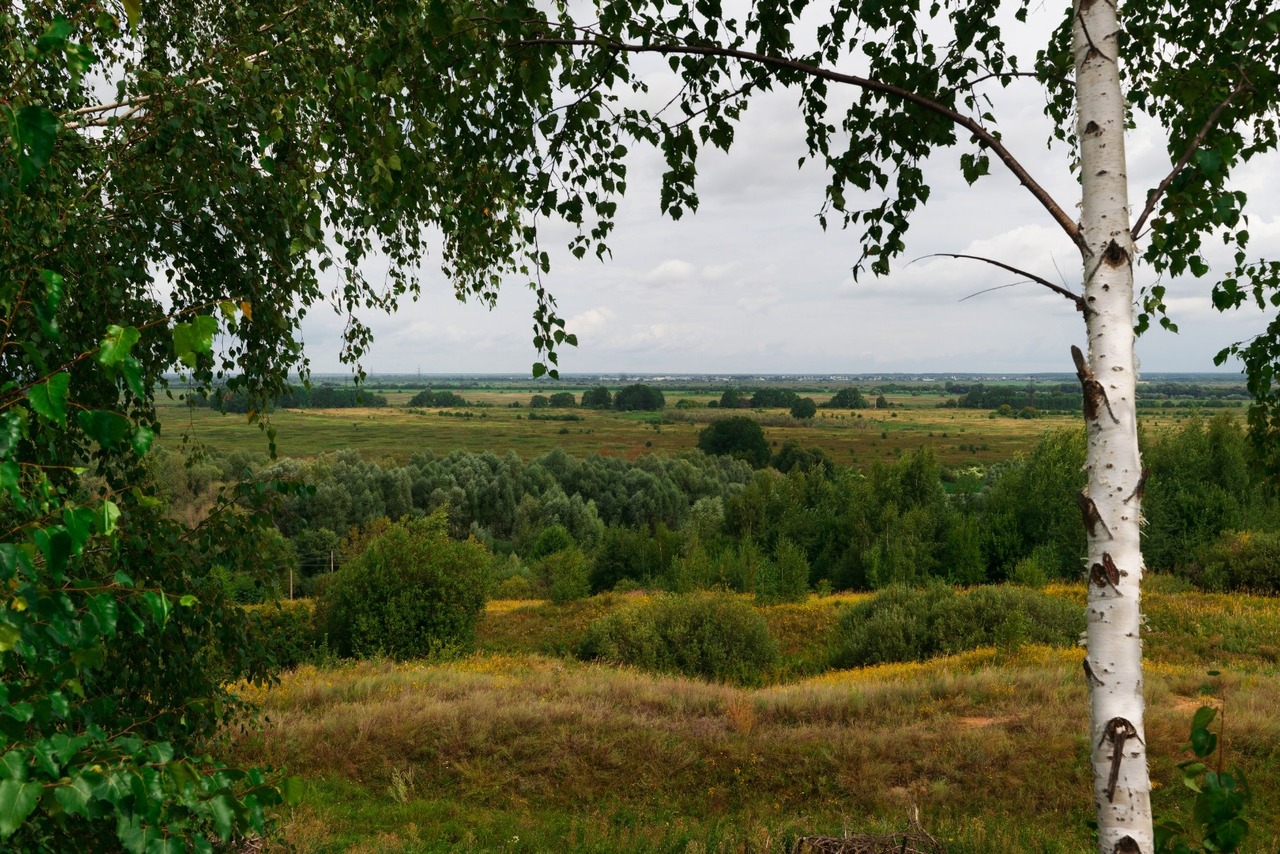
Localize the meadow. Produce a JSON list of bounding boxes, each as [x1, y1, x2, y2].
[[159, 384, 1228, 468], [230, 580, 1280, 853]]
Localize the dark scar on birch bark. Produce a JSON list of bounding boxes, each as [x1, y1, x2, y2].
[[1090, 553, 1122, 594], [1083, 659, 1106, 687], [1072, 345, 1120, 425], [1100, 717, 1142, 803], [1124, 469, 1149, 503], [1078, 491, 1113, 538], [1113, 837, 1141, 854], [1102, 239, 1129, 267]]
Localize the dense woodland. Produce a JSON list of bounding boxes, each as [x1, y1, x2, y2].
[[152, 413, 1279, 607]]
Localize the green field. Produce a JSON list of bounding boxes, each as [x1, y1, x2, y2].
[[160, 386, 1231, 468]]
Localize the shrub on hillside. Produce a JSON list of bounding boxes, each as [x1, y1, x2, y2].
[[535, 546, 592, 603], [1188, 530, 1280, 593], [316, 513, 491, 659], [831, 584, 1083, 668], [245, 601, 321, 670], [578, 592, 780, 684]]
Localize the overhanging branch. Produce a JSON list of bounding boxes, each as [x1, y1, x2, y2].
[[921, 252, 1087, 312], [514, 35, 1084, 250]]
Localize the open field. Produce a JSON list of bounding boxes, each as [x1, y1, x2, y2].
[[229, 580, 1280, 853], [158, 389, 1234, 468]]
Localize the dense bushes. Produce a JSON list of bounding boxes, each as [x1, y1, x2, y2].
[[1189, 530, 1280, 593], [316, 513, 491, 659], [246, 601, 321, 670], [831, 585, 1084, 667], [410, 389, 469, 407], [614, 383, 666, 411], [578, 593, 780, 684], [698, 416, 770, 467]]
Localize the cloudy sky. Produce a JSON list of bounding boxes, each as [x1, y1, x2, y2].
[[299, 6, 1280, 377]]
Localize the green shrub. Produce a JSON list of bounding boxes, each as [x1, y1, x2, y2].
[[246, 601, 321, 670], [536, 546, 592, 604], [316, 513, 491, 659], [1189, 530, 1280, 593], [831, 584, 1083, 668], [493, 574, 538, 599], [578, 593, 780, 685]]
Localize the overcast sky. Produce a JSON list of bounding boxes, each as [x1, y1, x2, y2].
[[298, 5, 1280, 377]]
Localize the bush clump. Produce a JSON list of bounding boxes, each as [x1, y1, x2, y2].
[[831, 584, 1083, 668], [316, 512, 490, 659], [577, 592, 779, 685], [1189, 530, 1280, 593], [245, 601, 320, 670]]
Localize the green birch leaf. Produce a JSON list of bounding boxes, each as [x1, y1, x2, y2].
[[36, 17, 73, 53], [98, 325, 141, 367], [87, 593, 119, 634], [130, 425, 155, 456], [76, 410, 131, 448], [0, 751, 26, 781], [0, 413, 22, 457], [208, 793, 238, 840], [140, 591, 171, 628], [95, 500, 121, 535], [0, 462, 18, 498], [280, 776, 304, 805], [63, 506, 94, 555], [120, 358, 146, 398], [28, 372, 70, 426], [0, 780, 42, 838], [54, 775, 93, 817], [0, 624, 19, 653], [121, 0, 141, 31]]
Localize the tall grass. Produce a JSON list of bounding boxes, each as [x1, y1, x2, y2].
[[228, 585, 1280, 853]]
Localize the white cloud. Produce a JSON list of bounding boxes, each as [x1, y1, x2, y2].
[[641, 259, 697, 285]]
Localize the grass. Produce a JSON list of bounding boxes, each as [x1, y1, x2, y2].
[[226, 585, 1280, 852], [157, 390, 1233, 469]]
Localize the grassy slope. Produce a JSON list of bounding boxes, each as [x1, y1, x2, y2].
[[229, 580, 1280, 853]]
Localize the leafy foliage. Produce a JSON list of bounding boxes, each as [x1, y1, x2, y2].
[[1188, 531, 1280, 594], [1156, 698, 1251, 853], [316, 514, 490, 660], [698, 417, 770, 468], [830, 585, 1084, 668], [578, 593, 779, 685], [408, 390, 469, 408], [613, 384, 666, 411]]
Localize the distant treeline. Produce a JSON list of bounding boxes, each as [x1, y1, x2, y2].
[[715, 386, 883, 410], [941, 380, 1247, 413], [206, 386, 388, 412]]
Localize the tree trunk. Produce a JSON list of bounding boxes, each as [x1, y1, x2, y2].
[[1073, 0, 1154, 850]]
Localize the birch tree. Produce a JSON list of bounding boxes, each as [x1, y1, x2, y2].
[[417, 1, 1275, 850]]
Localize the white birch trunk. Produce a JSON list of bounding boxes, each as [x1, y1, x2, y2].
[[1073, 0, 1153, 851]]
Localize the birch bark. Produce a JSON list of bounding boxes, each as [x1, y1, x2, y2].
[[1072, 0, 1154, 850]]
